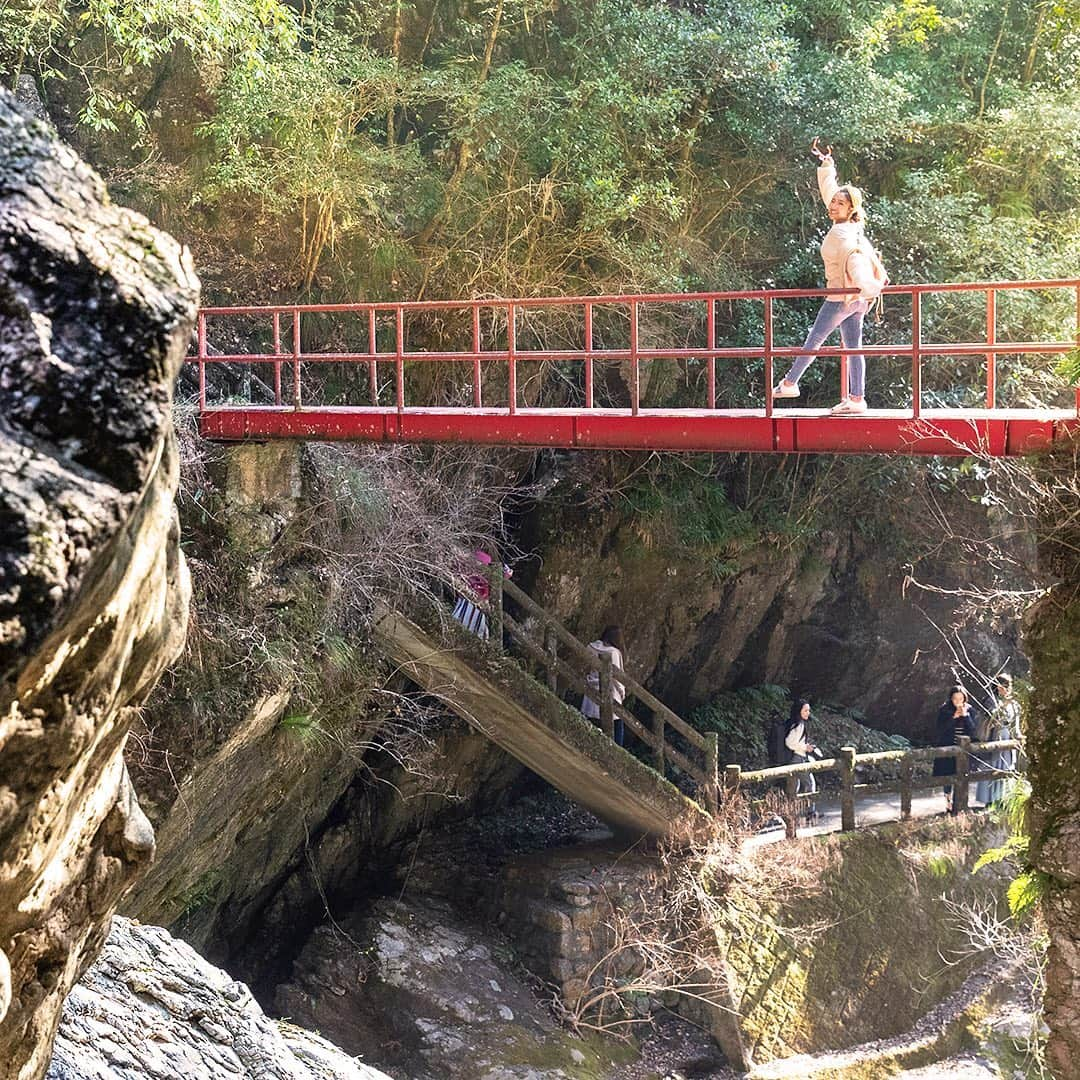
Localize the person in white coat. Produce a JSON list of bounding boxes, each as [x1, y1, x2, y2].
[[785, 698, 819, 823], [773, 143, 886, 414], [975, 673, 1020, 807], [581, 625, 627, 746]]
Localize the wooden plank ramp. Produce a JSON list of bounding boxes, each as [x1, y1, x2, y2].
[[373, 604, 714, 842]]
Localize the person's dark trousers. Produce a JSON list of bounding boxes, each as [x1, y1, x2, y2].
[[614, 718, 625, 746]]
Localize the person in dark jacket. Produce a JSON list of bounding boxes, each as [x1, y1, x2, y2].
[[931, 684, 977, 813]]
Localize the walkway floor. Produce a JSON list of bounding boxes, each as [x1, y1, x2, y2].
[[746, 787, 970, 848]]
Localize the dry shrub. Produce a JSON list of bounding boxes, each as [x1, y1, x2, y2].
[[133, 401, 536, 807]]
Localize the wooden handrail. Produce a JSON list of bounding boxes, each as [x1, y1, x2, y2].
[[501, 572, 712, 777], [727, 737, 1023, 837]]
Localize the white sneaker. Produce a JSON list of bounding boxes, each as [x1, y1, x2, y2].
[[772, 381, 800, 398], [831, 397, 868, 415]]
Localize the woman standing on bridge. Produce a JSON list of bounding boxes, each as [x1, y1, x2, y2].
[[773, 141, 887, 415]]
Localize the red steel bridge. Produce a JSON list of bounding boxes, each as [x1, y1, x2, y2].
[[194, 278, 1080, 457]]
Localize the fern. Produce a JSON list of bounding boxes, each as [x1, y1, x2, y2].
[[1007, 872, 1046, 920], [973, 833, 1029, 873]]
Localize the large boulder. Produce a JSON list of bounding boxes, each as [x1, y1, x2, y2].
[[48, 917, 392, 1080], [275, 896, 622, 1080], [0, 90, 197, 1079]]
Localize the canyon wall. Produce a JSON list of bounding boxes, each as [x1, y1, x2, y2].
[[0, 91, 197, 1079]]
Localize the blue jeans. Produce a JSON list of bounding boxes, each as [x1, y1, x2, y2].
[[785, 300, 870, 398]]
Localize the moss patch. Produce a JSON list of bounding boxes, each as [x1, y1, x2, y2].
[[715, 816, 1010, 1064]]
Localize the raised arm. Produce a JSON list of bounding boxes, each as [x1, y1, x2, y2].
[[817, 155, 839, 208]]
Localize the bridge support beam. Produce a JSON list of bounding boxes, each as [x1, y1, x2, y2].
[[199, 407, 1078, 458]]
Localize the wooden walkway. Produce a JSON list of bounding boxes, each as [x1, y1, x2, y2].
[[374, 566, 1019, 844]]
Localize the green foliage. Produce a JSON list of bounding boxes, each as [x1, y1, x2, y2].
[[1006, 870, 1047, 919], [3, 0, 1078, 387], [1057, 348, 1080, 386], [973, 776, 1046, 922], [972, 832, 1029, 873], [927, 852, 955, 878], [1, 0, 298, 131]]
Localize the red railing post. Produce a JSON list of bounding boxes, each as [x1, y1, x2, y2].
[[911, 290, 921, 419], [507, 302, 517, 414], [292, 309, 302, 409], [1075, 285, 1080, 419], [197, 311, 207, 411], [986, 288, 997, 410], [368, 308, 378, 405], [706, 298, 716, 409], [395, 306, 405, 411], [630, 299, 640, 415], [584, 301, 594, 408], [272, 311, 282, 406], [764, 295, 774, 418], [472, 304, 482, 407]]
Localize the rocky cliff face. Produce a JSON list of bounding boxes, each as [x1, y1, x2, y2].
[[124, 441, 524, 995], [0, 91, 197, 1079], [49, 918, 393, 1080], [518, 454, 1029, 742]]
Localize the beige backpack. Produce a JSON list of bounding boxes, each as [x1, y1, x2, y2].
[[845, 237, 890, 318]]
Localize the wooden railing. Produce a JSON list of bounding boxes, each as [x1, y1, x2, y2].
[[447, 560, 1020, 831], [726, 736, 1023, 837], [471, 564, 720, 813]]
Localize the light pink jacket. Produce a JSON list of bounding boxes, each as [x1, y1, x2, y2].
[[818, 163, 880, 303]]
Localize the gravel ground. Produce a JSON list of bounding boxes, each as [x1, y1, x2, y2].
[[621, 1012, 738, 1079]]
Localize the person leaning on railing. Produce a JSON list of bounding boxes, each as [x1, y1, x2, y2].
[[932, 683, 978, 814], [772, 139, 888, 415], [785, 698, 821, 824]]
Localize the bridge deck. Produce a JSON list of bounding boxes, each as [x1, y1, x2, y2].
[[200, 404, 1079, 456]]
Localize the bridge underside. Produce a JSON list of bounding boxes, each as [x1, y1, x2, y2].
[[200, 405, 1078, 457]]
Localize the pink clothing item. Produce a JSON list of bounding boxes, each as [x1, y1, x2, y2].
[[466, 549, 493, 599]]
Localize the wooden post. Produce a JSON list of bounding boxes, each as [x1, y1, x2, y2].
[[839, 745, 856, 832], [487, 559, 503, 650], [652, 712, 665, 773], [784, 774, 799, 839], [704, 733, 719, 816], [725, 764, 742, 796], [900, 759, 913, 820], [598, 651, 614, 739], [955, 735, 971, 814], [544, 624, 558, 693]]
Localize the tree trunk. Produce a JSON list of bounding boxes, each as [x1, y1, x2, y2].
[[1024, 443, 1080, 1077]]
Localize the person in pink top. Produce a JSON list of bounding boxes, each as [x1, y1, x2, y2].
[[452, 549, 511, 640], [773, 141, 887, 415]]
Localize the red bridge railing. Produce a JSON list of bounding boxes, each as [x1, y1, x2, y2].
[[193, 278, 1080, 420]]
